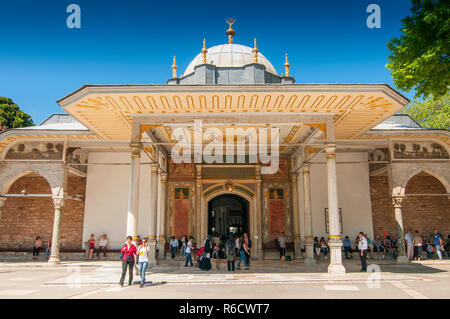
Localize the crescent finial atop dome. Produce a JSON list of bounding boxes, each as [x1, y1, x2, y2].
[[226, 18, 236, 44]]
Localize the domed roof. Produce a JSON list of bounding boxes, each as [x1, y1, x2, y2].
[[183, 43, 278, 76]]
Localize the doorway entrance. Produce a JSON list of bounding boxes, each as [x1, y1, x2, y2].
[[208, 194, 249, 238]]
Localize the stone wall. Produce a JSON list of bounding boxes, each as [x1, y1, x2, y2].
[[370, 172, 450, 239], [0, 175, 86, 250]]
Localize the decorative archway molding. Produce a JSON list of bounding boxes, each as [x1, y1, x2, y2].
[[200, 182, 261, 259], [389, 162, 450, 197]]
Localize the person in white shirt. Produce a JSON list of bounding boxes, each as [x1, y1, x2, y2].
[[278, 232, 287, 261], [137, 237, 150, 288], [96, 234, 108, 259], [184, 237, 194, 267], [358, 232, 368, 272], [169, 236, 179, 259]]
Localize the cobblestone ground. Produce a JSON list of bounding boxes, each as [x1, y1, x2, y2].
[[0, 258, 449, 299]]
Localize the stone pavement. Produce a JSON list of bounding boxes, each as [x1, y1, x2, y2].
[[0, 258, 449, 299]]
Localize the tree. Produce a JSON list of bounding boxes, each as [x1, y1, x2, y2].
[[386, 0, 450, 98], [401, 93, 450, 130], [0, 97, 34, 129]]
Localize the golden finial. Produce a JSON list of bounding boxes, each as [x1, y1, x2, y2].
[[225, 18, 236, 44], [171, 56, 178, 78], [252, 38, 259, 63], [284, 53, 290, 77], [201, 38, 208, 64]]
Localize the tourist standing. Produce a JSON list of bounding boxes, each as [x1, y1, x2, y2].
[[137, 237, 150, 288], [405, 230, 414, 260], [412, 231, 423, 261], [96, 234, 108, 259], [119, 236, 137, 287], [226, 233, 236, 271], [234, 234, 240, 256], [199, 235, 212, 271], [278, 232, 287, 261], [242, 232, 251, 269], [33, 236, 43, 260], [342, 236, 353, 259], [185, 237, 194, 267], [169, 236, 178, 259], [180, 236, 187, 261], [433, 229, 444, 260], [358, 232, 368, 272]]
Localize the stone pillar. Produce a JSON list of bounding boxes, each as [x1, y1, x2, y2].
[[325, 144, 345, 274], [195, 165, 202, 244], [157, 173, 168, 259], [48, 196, 64, 265], [255, 165, 263, 259], [291, 172, 302, 259], [302, 163, 316, 264], [148, 163, 159, 266], [393, 195, 409, 263], [0, 197, 7, 221], [126, 146, 141, 241]]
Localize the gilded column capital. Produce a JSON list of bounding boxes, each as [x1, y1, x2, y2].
[[392, 195, 404, 208], [52, 196, 65, 209]]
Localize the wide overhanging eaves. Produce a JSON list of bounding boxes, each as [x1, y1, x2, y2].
[[57, 84, 409, 141]]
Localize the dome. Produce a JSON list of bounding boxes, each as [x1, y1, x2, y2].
[[183, 43, 278, 76]]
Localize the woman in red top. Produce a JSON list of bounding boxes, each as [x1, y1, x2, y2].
[[119, 236, 137, 287]]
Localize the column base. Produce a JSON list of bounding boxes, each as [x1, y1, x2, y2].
[[328, 263, 346, 274], [48, 256, 60, 265], [157, 238, 166, 260], [397, 255, 410, 264], [304, 242, 315, 264], [148, 239, 158, 267], [294, 237, 303, 259]]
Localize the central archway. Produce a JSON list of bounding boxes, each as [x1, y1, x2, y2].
[[208, 193, 249, 238]]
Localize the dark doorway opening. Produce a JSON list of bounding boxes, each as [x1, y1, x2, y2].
[[208, 194, 249, 238]]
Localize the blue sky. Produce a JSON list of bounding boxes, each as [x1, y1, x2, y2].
[[0, 0, 414, 124]]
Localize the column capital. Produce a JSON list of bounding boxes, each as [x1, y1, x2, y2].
[[290, 171, 298, 182], [160, 172, 168, 181], [303, 162, 311, 173], [0, 196, 7, 207], [130, 144, 141, 157], [52, 196, 64, 209], [151, 163, 159, 173], [324, 144, 337, 154], [392, 195, 405, 208]]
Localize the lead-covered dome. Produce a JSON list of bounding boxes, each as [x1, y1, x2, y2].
[[183, 43, 278, 77]]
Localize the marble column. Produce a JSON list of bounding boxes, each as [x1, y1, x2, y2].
[[126, 146, 141, 241], [195, 165, 202, 244], [291, 172, 302, 259], [302, 163, 316, 264], [157, 173, 167, 259], [393, 195, 409, 263], [255, 165, 262, 259], [149, 163, 159, 266], [325, 144, 345, 274], [48, 196, 64, 265]]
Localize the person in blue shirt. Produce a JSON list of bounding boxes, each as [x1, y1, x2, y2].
[[433, 229, 444, 260], [342, 236, 353, 259]]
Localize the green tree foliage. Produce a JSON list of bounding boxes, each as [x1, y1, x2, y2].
[[401, 92, 450, 130], [0, 96, 34, 129], [386, 0, 450, 98]]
